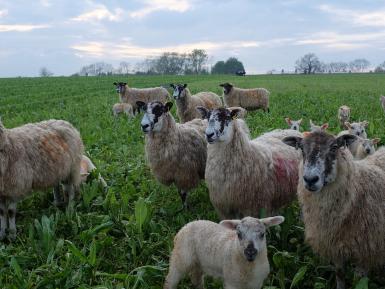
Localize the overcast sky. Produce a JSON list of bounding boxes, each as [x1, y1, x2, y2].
[[1, 0, 385, 77]]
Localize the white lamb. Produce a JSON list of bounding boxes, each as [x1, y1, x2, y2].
[[337, 105, 350, 128], [348, 137, 380, 160], [80, 155, 108, 188], [112, 103, 133, 117], [164, 216, 284, 289], [338, 121, 368, 138], [285, 117, 302, 131]]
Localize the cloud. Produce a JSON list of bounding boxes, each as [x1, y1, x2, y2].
[[39, 0, 52, 7], [0, 24, 50, 32], [0, 9, 8, 18], [129, 0, 192, 18], [71, 5, 124, 22], [71, 39, 260, 58], [319, 4, 385, 27]]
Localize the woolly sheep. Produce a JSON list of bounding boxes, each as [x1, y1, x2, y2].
[[348, 137, 380, 160], [380, 95, 385, 113], [113, 82, 169, 115], [337, 121, 368, 138], [80, 155, 108, 188], [170, 83, 222, 123], [338, 105, 350, 128], [197, 107, 302, 219], [112, 103, 133, 117], [0, 119, 83, 240], [164, 216, 284, 289], [137, 101, 207, 208], [285, 117, 302, 131], [283, 131, 385, 289], [309, 120, 328, 132], [219, 82, 270, 112]]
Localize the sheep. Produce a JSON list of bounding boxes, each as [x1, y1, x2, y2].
[[112, 103, 133, 117], [285, 117, 302, 131], [337, 121, 368, 138], [164, 216, 284, 289], [170, 83, 222, 123], [113, 82, 169, 115], [219, 82, 270, 112], [348, 137, 380, 160], [338, 105, 350, 128], [80, 155, 108, 188], [309, 120, 328, 132], [380, 96, 385, 113], [137, 101, 207, 208], [282, 131, 385, 289], [0, 119, 83, 240], [197, 107, 302, 219]]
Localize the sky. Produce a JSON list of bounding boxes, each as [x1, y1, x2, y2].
[[1, 0, 385, 77]]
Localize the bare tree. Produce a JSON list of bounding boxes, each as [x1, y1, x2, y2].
[[79, 62, 113, 76], [349, 59, 370, 72], [39, 67, 53, 77], [119, 61, 131, 75], [295, 53, 321, 74], [188, 49, 208, 74], [374, 61, 385, 73]]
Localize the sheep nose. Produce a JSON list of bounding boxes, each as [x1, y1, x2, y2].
[[141, 124, 149, 131], [303, 175, 319, 185], [366, 148, 371, 154], [206, 132, 214, 139]]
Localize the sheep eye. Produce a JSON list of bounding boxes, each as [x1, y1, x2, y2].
[[259, 232, 265, 239], [237, 231, 242, 240]]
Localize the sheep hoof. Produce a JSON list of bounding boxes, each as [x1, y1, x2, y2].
[[53, 200, 65, 208], [0, 230, 6, 241], [8, 230, 16, 241]]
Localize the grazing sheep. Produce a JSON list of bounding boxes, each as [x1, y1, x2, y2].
[[338, 121, 368, 138], [80, 155, 108, 188], [285, 117, 302, 131], [164, 216, 284, 289], [348, 137, 380, 160], [197, 107, 302, 219], [309, 120, 328, 132], [113, 82, 169, 115], [137, 101, 207, 208], [219, 82, 270, 112], [112, 103, 133, 117], [170, 83, 222, 123], [380, 96, 385, 113], [283, 131, 385, 289], [338, 105, 351, 128], [0, 119, 83, 240]]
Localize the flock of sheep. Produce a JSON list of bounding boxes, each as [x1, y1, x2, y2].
[[1, 79, 384, 289]]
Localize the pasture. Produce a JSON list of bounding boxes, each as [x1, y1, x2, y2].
[[0, 73, 384, 289]]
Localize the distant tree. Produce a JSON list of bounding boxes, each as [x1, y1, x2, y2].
[[328, 62, 348, 73], [374, 61, 385, 73], [154, 52, 187, 75], [119, 61, 131, 75], [295, 53, 321, 74], [188, 49, 208, 74], [39, 67, 53, 77], [224, 57, 245, 74], [79, 62, 113, 76], [211, 61, 226, 74], [349, 59, 370, 72]]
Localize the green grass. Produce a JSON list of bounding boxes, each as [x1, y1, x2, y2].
[[0, 74, 384, 288]]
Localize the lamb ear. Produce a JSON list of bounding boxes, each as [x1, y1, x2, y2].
[[261, 216, 285, 228], [285, 117, 292, 125], [164, 102, 173, 112], [196, 106, 209, 119], [282, 136, 303, 150], [230, 108, 242, 119], [373, 138, 380, 145], [362, 121, 369, 128], [309, 120, 315, 128], [220, 220, 241, 230], [136, 101, 146, 111], [335, 134, 357, 148], [298, 118, 302, 124], [344, 122, 351, 129], [321, 123, 329, 130]]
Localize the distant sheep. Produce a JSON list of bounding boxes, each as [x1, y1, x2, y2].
[[113, 82, 169, 115], [283, 131, 385, 289], [170, 83, 222, 123], [164, 216, 284, 289], [137, 101, 207, 208], [197, 107, 302, 219], [220, 82, 270, 112], [380, 96, 385, 113], [348, 137, 380, 160], [285, 117, 302, 131], [80, 155, 108, 188], [0, 119, 83, 240], [338, 121, 368, 138], [112, 103, 133, 117], [338, 105, 350, 128]]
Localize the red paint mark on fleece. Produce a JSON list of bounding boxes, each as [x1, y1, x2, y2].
[[273, 155, 299, 187]]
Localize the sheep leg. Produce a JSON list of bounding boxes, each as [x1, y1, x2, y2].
[[63, 184, 75, 204], [7, 201, 17, 241], [335, 261, 346, 289], [0, 197, 7, 240], [53, 184, 64, 207], [189, 266, 204, 289], [164, 266, 184, 289], [176, 190, 188, 212]]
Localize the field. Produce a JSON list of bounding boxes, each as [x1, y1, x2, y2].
[[0, 73, 384, 289]]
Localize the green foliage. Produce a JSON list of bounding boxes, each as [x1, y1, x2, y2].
[[0, 74, 384, 288]]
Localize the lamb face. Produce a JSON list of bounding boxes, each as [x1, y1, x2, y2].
[[221, 216, 284, 262], [219, 82, 233, 95], [283, 132, 356, 193], [361, 138, 379, 155], [137, 101, 173, 133], [285, 118, 302, 131], [346, 121, 368, 137], [113, 82, 127, 94], [170, 83, 187, 100]]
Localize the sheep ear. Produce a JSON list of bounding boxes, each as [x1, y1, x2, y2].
[[230, 108, 241, 119], [220, 220, 241, 230], [335, 134, 356, 148], [309, 120, 315, 128], [261, 216, 285, 228], [298, 118, 302, 124], [123, 82, 127, 85], [136, 101, 146, 111], [344, 122, 351, 129], [113, 82, 117, 85], [321, 123, 329, 130], [183, 83, 188, 88], [373, 138, 380, 145], [196, 106, 209, 119], [219, 83, 225, 87], [282, 136, 303, 150], [285, 117, 292, 125], [170, 83, 175, 88], [164, 102, 173, 112], [362, 121, 369, 128]]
